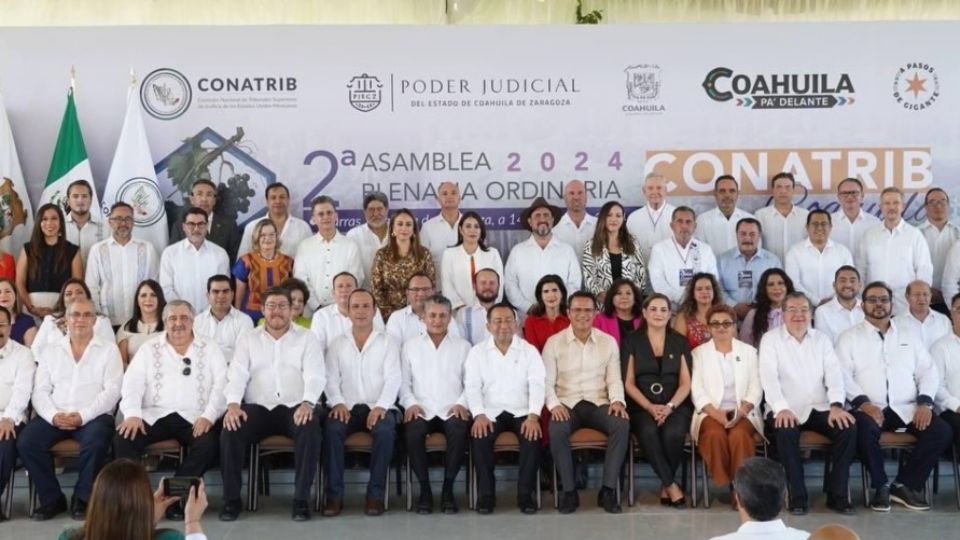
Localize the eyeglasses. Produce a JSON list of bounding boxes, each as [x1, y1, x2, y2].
[[864, 296, 891, 304], [182, 357, 192, 376], [109, 216, 134, 224], [808, 222, 831, 228], [67, 312, 96, 320], [184, 221, 207, 229], [264, 302, 290, 311], [784, 307, 811, 314], [407, 287, 433, 293], [926, 200, 949, 207], [838, 190, 862, 198], [707, 320, 735, 329]]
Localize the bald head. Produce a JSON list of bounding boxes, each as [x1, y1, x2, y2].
[[564, 179, 587, 214], [905, 279, 932, 317], [437, 182, 460, 211], [643, 173, 666, 209]]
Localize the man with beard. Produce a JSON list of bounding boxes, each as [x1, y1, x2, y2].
[[193, 275, 254, 363], [64, 180, 105, 263], [696, 175, 755, 257], [169, 179, 242, 263], [346, 191, 389, 288], [310, 272, 385, 351], [648, 206, 719, 306], [553, 180, 597, 260], [116, 300, 227, 520], [456, 268, 501, 346], [626, 172, 676, 262], [718, 218, 781, 319], [219, 286, 324, 521], [237, 182, 313, 257], [813, 266, 864, 344], [504, 197, 581, 315], [837, 281, 951, 511], [160, 207, 230, 313]]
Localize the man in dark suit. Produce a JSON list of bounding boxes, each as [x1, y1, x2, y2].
[[169, 179, 242, 263]]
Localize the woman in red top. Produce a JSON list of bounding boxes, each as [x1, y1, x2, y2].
[[0, 250, 14, 281], [523, 274, 570, 352], [673, 272, 722, 350]]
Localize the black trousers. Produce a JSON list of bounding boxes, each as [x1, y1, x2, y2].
[[219, 404, 322, 503], [941, 409, 960, 448], [630, 407, 690, 486], [854, 407, 952, 491], [115, 413, 220, 477], [549, 401, 629, 491], [471, 412, 541, 500], [323, 404, 397, 501], [17, 414, 114, 506], [0, 425, 23, 497], [766, 409, 857, 500], [403, 416, 469, 489]]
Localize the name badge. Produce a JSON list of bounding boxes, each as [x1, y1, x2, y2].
[[738, 270, 753, 290], [679, 268, 694, 286]]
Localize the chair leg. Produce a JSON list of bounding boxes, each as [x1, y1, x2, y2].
[[246, 444, 259, 512], [552, 456, 559, 508], [4, 469, 13, 520], [953, 445, 960, 510], [690, 445, 698, 508], [406, 455, 412, 512], [861, 461, 870, 509], [384, 453, 391, 511], [28, 472, 35, 518], [700, 450, 711, 509], [627, 438, 635, 507], [315, 455, 323, 513]]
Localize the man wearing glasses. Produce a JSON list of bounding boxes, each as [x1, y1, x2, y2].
[[219, 287, 325, 522], [758, 292, 857, 516], [385, 273, 461, 344], [830, 177, 879, 254], [18, 299, 122, 520], [837, 281, 951, 512], [918, 188, 959, 311], [86, 202, 160, 329], [160, 207, 230, 313], [785, 210, 853, 307], [115, 299, 227, 520]]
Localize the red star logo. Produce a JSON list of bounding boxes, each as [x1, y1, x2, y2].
[[905, 72, 927, 99]]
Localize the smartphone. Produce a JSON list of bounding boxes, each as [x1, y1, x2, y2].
[[162, 477, 201, 498]]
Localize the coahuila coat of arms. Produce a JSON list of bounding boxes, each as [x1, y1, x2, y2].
[[625, 64, 662, 102]]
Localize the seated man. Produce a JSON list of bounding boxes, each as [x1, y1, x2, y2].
[[931, 293, 960, 480], [758, 292, 857, 515], [837, 281, 952, 512], [18, 298, 122, 520], [544, 291, 629, 514], [309, 272, 384, 351], [400, 294, 472, 514], [219, 287, 325, 522], [465, 302, 545, 515], [708, 457, 809, 540], [323, 289, 401, 517], [0, 305, 35, 514], [116, 300, 227, 520]]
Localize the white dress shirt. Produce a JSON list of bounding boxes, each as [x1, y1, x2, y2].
[[464, 335, 545, 419], [32, 335, 123, 425], [0, 340, 35, 424], [895, 309, 952, 350], [918, 220, 960, 290], [238, 215, 313, 258], [836, 319, 939, 424], [346, 223, 388, 287], [648, 236, 719, 304], [856, 220, 933, 315], [224, 325, 325, 409], [503, 236, 582, 314], [941, 241, 960, 303], [440, 245, 504, 309], [193, 307, 254, 363], [32, 315, 116, 358], [456, 303, 492, 346], [696, 207, 754, 256], [758, 326, 845, 423], [85, 237, 160, 326], [542, 327, 624, 411], [830, 208, 879, 254], [626, 202, 676, 261], [690, 339, 764, 441], [384, 305, 461, 345], [931, 332, 960, 413], [293, 232, 364, 310], [784, 239, 853, 304], [121, 334, 228, 424], [708, 519, 809, 540], [553, 212, 597, 261], [420, 213, 461, 281], [400, 333, 471, 420], [159, 239, 230, 313], [814, 297, 864, 344], [65, 213, 106, 262], [310, 304, 385, 352], [754, 205, 809, 262], [325, 330, 401, 410]]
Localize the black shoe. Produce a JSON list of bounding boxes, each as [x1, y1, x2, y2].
[[70, 496, 88, 520], [598, 487, 622, 514], [32, 494, 67, 521], [518, 494, 538, 514], [219, 499, 242, 521], [291, 499, 310, 521], [165, 502, 185, 521], [659, 496, 671, 506], [440, 487, 458, 514], [871, 485, 891, 512], [476, 495, 495, 515], [788, 496, 808, 516], [558, 490, 577, 514], [826, 494, 855, 515], [416, 488, 434, 515], [890, 483, 930, 511], [670, 497, 687, 509]]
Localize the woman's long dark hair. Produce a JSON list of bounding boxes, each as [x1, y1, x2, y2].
[[452, 211, 491, 252], [124, 280, 166, 334], [68, 459, 158, 540], [27, 203, 70, 281], [382, 208, 429, 263], [589, 201, 637, 257], [677, 272, 722, 318], [529, 274, 568, 317], [751, 268, 795, 346], [602, 278, 642, 318], [53, 278, 92, 317]]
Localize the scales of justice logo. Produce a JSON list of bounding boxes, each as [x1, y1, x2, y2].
[[347, 73, 383, 112]]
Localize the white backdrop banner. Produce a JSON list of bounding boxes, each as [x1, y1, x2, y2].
[[0, 23, 957, 253]]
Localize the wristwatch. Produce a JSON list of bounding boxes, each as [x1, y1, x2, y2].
[[666, 402, 676, 410]]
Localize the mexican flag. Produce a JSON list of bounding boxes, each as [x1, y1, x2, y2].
[[39, 89, 101, 220], [0, 90, 34, 257]]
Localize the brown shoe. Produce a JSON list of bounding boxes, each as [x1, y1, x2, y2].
[[322, 497, 343, 517], [364, 497, 385, 516]]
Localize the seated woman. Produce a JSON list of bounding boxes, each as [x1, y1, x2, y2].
[[623, 293, 692, 508], [59, 459, 208, 540], [739, 268, 794, 347], [31, 278, 115, 356], [16, 203, 83, 319], [256, 277, 311, 328], [232, 219, 293, 323], [0, 278, 36, 346], [593, 278, 643, 356], [117, 280, 166, 367], [582, 201, 646, 303], [673, 272, 723, 350], [522, 274, 570, 353], [690, 304, 764, 508]]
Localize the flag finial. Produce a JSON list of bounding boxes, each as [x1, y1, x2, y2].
[[129, 69, 137, 86], [70, 65, 77, 94]]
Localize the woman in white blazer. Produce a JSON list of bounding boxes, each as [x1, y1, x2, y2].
[[440, 211, 503, 310], [690, 303, 764, 501]]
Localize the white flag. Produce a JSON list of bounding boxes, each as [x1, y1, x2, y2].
[[0, 90, 34, 259], [102, 78, 168, 254]]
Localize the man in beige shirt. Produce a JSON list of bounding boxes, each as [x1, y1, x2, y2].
[[543, 291, 629, 514]]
